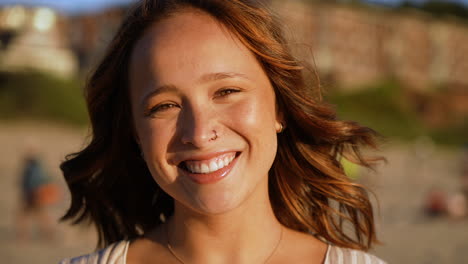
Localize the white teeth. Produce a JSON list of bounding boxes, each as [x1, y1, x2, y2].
[[184, 153, 236, 174], [217, 159, 224, 169], [209, 161, 219, 171], [201, 164, 210, 173]]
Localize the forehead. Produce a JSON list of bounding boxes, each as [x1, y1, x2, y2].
[[129, 8, 265, 90]]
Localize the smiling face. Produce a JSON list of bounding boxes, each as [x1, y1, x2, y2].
[[129, 9, 282, 215]]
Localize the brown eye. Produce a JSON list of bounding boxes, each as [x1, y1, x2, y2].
[[146, 103, 179, 116], [215, 88, 241, 98]]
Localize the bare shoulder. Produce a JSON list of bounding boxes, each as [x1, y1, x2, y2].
[[58, 241, 129, 264], [325, 245, 387, 264], [126, 227, 174, 264]]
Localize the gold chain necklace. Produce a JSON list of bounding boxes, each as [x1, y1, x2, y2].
[[165, 225, 283, 264]]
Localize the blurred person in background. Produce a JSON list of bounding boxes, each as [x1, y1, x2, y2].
[[59, 0, 386, 263], [423, 187, 447, 217], [423, 144, 468, 219], [16, 150, 59, 242]]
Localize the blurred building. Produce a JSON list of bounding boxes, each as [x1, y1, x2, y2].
[[66, 7, 126, 74], [0, 4, 126, 78], [0, 6, 77, 77], [274, 0, 468, 127], [274, 0, 468, 93]]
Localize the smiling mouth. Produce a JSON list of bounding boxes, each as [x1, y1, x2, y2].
[[178, 152, 238, 174]]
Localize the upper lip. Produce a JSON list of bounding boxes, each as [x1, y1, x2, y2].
[[172, 150, 239, 166]]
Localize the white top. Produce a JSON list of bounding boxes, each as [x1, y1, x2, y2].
[[59, 240, 387, 264]]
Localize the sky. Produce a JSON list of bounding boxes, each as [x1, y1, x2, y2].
[[0, 0, 467, 14]]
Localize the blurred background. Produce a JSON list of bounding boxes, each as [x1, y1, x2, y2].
[[0, 0, 466, 263]]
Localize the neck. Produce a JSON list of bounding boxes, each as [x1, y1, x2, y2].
[[165, 182, 283, 263]]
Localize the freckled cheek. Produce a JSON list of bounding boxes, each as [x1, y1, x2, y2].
[[225, 97, 276, 136]]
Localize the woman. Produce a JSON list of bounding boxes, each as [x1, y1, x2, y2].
[[60, 0, 386, 263]]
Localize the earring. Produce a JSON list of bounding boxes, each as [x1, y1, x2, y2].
[[276, 122, 285, 133]]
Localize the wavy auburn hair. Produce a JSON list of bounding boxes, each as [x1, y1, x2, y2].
[[61, 0, 382, 250]]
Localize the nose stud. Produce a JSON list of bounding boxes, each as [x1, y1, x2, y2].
[[210, 130, 218, 141], [181, 129, 219, 145]]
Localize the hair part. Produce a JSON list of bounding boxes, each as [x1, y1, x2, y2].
[[61, 0, 382, 250]]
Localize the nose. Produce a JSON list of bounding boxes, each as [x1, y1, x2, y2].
[[179, 102, 219, 147]]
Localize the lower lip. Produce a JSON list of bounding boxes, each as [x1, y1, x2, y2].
[[181, 154, 239, 184]]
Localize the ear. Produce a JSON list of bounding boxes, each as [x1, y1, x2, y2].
[[274, 101, 285, 133], [275, 110, 285, 133]]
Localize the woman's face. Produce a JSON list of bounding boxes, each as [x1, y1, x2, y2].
[[129, 9, 281, 215]]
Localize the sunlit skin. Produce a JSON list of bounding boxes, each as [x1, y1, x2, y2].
[[127, 8, 327, 264], [130, 12, 278, 215]]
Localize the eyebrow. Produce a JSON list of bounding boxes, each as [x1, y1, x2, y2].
[[140, 85, 179, 106], [140, 71, 249, 106], [199, 72, 250, 83]]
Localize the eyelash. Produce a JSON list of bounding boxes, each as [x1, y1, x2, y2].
[[215, 88, 241, 98], [145, 103, 179, 116]]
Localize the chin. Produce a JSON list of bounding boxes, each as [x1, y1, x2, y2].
[[183, 189, 247, 216]]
